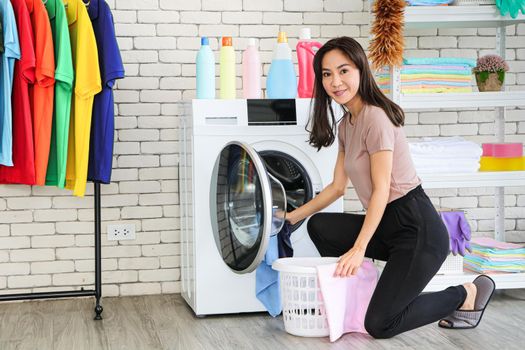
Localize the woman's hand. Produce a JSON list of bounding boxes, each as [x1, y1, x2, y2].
[[334, 246, 366, 277], [284, 210, 300, 225]]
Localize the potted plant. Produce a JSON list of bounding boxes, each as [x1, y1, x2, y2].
[[472, 54, 509, 92]]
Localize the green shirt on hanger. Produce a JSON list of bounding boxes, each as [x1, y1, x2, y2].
[[45, 0, 74, 187]]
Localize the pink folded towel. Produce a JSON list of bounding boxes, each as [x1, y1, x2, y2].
[[482, 143, 523, 158], [316, 261, 378, 342]]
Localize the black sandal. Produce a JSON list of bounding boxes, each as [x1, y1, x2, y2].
[[438, 275, 496, 329]]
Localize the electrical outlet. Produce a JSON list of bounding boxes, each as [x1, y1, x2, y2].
[[107, 224, 136, 241]]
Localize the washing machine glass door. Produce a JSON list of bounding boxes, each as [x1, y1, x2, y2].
[[211, 142, 285, 274]]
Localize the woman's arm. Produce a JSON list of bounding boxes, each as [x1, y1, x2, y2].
[[286, 151, 348, 225], [335, 149, 393, 277]]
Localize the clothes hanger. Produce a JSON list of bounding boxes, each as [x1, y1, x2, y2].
[[83, 0, 90, 7], [42, 0, 48, 5]]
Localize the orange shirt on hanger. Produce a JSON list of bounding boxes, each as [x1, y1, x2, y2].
[[25, 0, 56, 186]]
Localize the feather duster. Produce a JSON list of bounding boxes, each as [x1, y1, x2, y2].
[[369, 0, 405, 70]]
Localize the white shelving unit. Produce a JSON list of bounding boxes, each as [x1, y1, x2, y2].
[[381, 5, 525, 290], [404, 5, 525, 29], [400, 91, 525, 110]]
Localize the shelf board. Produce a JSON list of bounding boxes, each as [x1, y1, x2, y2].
[[405, 5, 525, 29], [399, 91, 525, 110], [423, 271, 525, 292], [420, 171, 525, 189]]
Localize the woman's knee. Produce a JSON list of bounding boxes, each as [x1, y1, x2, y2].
[[307, 213, 325, 243], [364, 313, 395, 339]]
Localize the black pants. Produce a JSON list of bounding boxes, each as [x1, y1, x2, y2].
[[307, 185, 467, 339]]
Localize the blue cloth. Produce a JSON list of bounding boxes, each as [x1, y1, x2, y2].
[[403, 57, 477, 67], [87, 0, 125, 183], [256, 234, 281, 317], [277, 222, 294, 258], [0, 0, 20, 166]]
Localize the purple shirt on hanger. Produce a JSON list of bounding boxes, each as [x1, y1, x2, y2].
[[87, 0, 124, 183]]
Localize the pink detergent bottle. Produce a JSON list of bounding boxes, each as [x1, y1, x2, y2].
[[296, 28, 322, 98], [242, 38, 262, 99]]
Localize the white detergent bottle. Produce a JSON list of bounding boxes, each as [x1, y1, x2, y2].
[[242, 38, 262, 99], [220, 36, 236, 99], [196, 37, 215, 99], [266, 32, 297, 99]]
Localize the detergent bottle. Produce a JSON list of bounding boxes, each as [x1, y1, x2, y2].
[[220, 36, 236, 99], [266, 32, 297, 99], [242, 38, 262, 99], [296, 28, 322, 98], [196, 37, 215, 99]]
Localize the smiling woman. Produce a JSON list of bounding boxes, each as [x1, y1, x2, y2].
[[284, 37, 496, 339]]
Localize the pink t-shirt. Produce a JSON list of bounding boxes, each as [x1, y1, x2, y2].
[[338, 104, 421, 209]]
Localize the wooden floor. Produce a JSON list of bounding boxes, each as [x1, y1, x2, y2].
[[0, 291, 524, 350]]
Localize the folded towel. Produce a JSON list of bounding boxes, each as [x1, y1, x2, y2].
[[409, 137, 483, 158], [401, 81, 471, 87], [401, 73, 473, 81], [403, 87, 472, 94], [403, 57, 477, 67], [407, 0, 454, 5], [401, 68, 472, 75], [256, 235, 281, 317], [415, 164, 480, 174], [316, 261, 378, 342]]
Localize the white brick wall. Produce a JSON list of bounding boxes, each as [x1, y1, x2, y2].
[[0, 1, 523, 299]]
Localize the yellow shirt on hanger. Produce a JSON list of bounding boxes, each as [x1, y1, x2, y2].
[[64, 0, 101, 196]]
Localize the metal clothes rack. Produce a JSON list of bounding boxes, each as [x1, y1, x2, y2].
[[0, 182, 104, 320]]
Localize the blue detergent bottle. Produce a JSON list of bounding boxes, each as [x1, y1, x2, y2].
[[266, 32, 297, 99], [196, 37, 216, 99]]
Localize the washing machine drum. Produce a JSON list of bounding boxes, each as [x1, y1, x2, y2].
[[211, 142, 287, 274], [259, 151, 313, 232]]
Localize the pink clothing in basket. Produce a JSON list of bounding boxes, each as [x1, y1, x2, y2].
[[316, 260, 378, 342]]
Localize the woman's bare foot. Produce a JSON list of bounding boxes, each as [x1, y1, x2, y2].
[[459, 282, 477, 310], [439, 282, 477, 327]]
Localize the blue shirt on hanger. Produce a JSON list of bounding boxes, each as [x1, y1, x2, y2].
[[0, 0, 20, 166], [87, 0, 124, 183]]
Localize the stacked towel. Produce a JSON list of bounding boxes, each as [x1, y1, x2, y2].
[[375, 58, 475, 95], [409, 137, 482, 174], [480, 142, 525, 171], [464, 237, 525, 274], [406, 0, 453, 5]]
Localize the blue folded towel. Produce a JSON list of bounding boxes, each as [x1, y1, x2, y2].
[[403, 57, 477, 67], [256, 235, 281, 317]]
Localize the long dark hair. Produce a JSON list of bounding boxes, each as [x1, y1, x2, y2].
[[308, 36, 405, 150]]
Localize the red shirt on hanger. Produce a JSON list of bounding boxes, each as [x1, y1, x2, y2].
[[0, 0, 36, 185]]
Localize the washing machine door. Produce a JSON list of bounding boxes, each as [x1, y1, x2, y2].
[[210, 142, 286, 274]]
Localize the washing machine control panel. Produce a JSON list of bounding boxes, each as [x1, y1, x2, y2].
[[247, 99, 297, 126]]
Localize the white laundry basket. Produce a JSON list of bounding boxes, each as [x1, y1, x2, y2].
[[272, 257, 338, 337]]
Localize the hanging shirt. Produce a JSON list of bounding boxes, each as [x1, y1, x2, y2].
[[0, 13, 4, 53], [25, 0, 55, 186], [0, 0, 20, 166], [87, 0, 124, 184], [64, 0, 101, 196], [45, 0, 73, 188], [0, 0, 36, 185]]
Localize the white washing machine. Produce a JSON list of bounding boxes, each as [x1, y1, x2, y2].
[[179, 99, 343, 316]]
